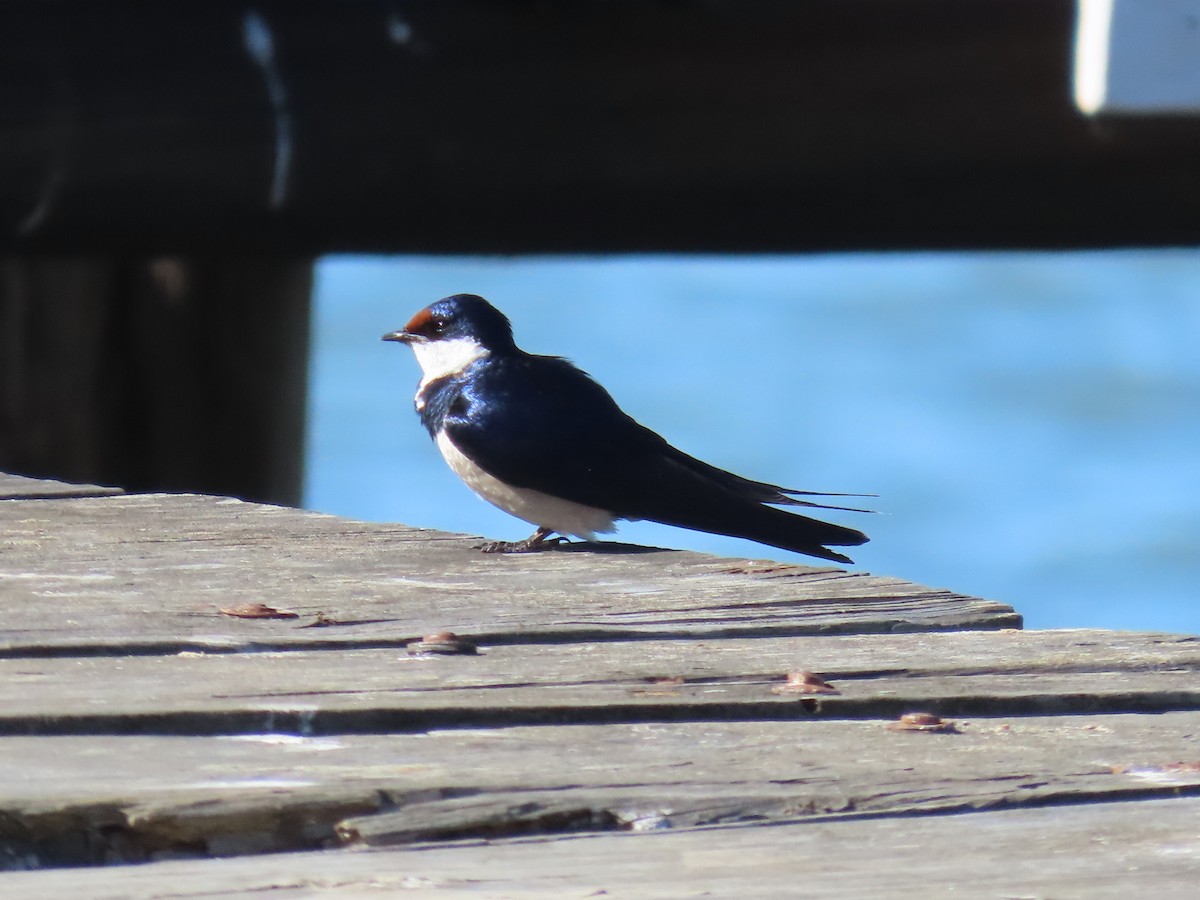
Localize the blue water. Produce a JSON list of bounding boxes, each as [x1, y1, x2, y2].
[[305, 253, 1200, 634]]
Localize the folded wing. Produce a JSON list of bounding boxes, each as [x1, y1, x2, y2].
[[445, 355, 869, 563]]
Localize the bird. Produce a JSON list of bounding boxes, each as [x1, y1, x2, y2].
[[382, 294, 870, 563]]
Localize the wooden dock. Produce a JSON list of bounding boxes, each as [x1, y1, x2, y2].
[[3, 471, 1199, 896]]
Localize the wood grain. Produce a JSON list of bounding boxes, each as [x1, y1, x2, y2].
[[0, 493, 1019, 657], [6, 796, 1200, 897], [0, 472, 122, 499], [0, 631, 1195, 733], [1, 483, 1195, 891]]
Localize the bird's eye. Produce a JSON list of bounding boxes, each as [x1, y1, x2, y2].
[[429, 316, 447, 334]]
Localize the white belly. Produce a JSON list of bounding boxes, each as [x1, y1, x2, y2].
[[435, 432, 616, 540]]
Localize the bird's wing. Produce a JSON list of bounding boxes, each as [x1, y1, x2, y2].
[[653, 445, 875, 513], [443, 355, 868, 562], [442, 355, 658, 507]]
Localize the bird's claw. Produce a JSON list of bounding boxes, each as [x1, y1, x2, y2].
[[475, 529, 568, 554]]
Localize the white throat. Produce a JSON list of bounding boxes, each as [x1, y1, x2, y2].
[[410, 336, 490, 408]]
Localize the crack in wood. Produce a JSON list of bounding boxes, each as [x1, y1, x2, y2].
[[330, 780, 1200, 849], [3, 690, 1200, 738], [10, 775, 1200, 873]]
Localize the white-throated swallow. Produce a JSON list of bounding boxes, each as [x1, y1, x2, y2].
[[383, 294, 869, 563]]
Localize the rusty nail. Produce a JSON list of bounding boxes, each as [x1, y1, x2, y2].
[[886, 712, 958, 733], [218, 602, 299, 620], [302, 611, 336, 627], [771, 670, 840, 695], [407, 631, 478, 656]]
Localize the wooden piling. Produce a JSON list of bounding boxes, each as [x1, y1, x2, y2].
[[0, 258, 312, 506]]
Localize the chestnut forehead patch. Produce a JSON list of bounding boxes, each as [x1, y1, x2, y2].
[[404, 306, 438, 336]]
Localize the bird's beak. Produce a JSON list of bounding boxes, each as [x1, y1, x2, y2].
[[382, 330, 414, 344]]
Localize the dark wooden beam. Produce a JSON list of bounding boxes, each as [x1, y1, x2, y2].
[[4, 0, 1200, 255]]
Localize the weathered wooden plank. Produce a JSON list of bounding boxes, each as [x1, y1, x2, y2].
[[0, 493, 1019, 653], [0, 472, 122, 499], [2, 713, 1199, 865], [0, 631, 1196, 734], [6, 795, 1200, 897], [4, 488, 1195, 889], [0, 626, 1196, 863]]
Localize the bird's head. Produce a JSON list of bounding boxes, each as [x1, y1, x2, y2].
[[383, 294, 516, 381]]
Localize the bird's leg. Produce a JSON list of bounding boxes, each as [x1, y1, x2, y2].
[[475, 526, 569, 554]]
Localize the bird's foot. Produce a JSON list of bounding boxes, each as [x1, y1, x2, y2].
[[475, 527, 569, 554]]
